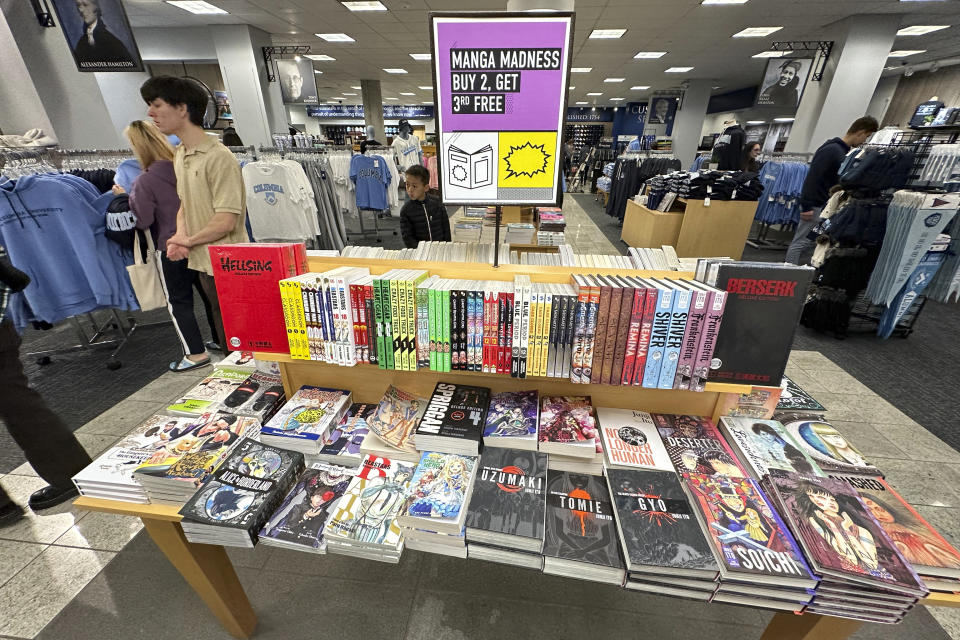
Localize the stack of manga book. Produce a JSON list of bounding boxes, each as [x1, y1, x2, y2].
[[323, 454, 416, 563], [777, 376, 827, 415], [258, 462, 357, 553], [481, 390, 539, 450], [310, 403, 377, 467], [595, 408, 673, 472], [133, 413, 259, 505], [773, 413, 883, 478], [538, 396, 604, 474], [359, 385, 427, 464], [605, 467, 719, 599], [718, 417, 825, 487], [179, 438, 304, 547], [259, 386, 352, 455], [541, 470, 626, 585], [271, 269, 728, 391], [464, 448, 548, 570], [414, 383, 491, 456], [397, 451, 479, 559], [166, 366, 251, 416], [766, 473, 928, 622], [215, 369, 285, 423], [72, 414, 199, 503]]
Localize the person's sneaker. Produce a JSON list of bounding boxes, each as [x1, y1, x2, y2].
[[205, 340, 223, 352], [28, 485, 79, 511], [0, 502, 25, 527]]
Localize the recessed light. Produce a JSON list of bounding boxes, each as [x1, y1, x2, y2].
[[316, 33, 355, 42], [400, 92, 415, 95], [897, 25, 950, 36], [575, 101, 588, 105], [343, 92, 357, 95], [421, 101, 433, 104], [665, 67, 694, 73], [774, 117, 795, 122], [746, 120, 766, 124], [701, 0, 749, 4], [341, 1, 387, 10], [351, 86, 361, 90], [888, 50, 927, 57], [733, 27, 783, 38], [633, 51, 667, 59], [589, 29, 626, 39], [587, 92, 603, 96], [409, 53, 432, 61], [385, 97, 399, 100], [314, 70, 323, 75], [752, 50, 793, 58], [327, 100, 339, 104], [569, 86, 575, 90], [610, 97, 625, 101], [165, 1, 227, 14], [571, 67, 593, 73], [305, 54, 336, 61], [604, 77, 625, 83], [383, 68, 408, 73], [630, 85, 650, 90], [418, 86, 433, 90]]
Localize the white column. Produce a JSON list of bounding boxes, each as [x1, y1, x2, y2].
[[211, 25, 276, 147], [787, 15, 900, 153], [95, 71, 152, 146], [361, 79, 384, 140], [671, 80, 713, 170], [0, 0, 122, 148], [866, 75, 901, 125]]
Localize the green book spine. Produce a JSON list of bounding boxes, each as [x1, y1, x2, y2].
[[373, 278, 386, 369]]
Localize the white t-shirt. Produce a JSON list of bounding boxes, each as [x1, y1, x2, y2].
[[391, 135, 422, 171], [242, 161, 317, 241]]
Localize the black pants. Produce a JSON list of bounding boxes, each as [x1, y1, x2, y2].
[[0, 319, 92, 508], [159, 253, 223, 356]]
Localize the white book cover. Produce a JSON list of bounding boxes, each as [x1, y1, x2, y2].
[[596, 408, 674, 471]]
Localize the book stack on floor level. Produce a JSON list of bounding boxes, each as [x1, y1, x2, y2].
[[179, 438, 304, 547], [259, 386, 352, 455], [132, 413, 260, 505], [397, 451, 479, 559], [464, 448, 548, 570]]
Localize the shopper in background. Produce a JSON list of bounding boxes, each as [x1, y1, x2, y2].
[[400, 164, 451, 249], [139, 76, 248, 367], [0, 246, 92, 525], [117, 119, 220, 372], [785, 116, 879, 265], [741, 142, 761, 173]]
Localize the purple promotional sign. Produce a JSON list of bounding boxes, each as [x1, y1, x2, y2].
[[431, 13, 573, 205]]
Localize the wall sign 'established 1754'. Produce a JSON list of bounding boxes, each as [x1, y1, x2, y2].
[[431, 13, 574, 206]]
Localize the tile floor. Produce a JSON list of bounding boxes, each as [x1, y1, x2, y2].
[[1, 351, 958, 639]]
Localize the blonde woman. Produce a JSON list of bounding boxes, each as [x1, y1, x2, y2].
[[118, 120, 217, 371]]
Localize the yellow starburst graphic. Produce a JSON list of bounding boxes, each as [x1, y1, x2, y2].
[[498, 132, 556, 188]]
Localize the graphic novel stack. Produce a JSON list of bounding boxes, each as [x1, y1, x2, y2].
[[397, 451, 479, 559], [465, 448, 548, 570], [166, 366, 251, 416], [310, 403, 377, 467], [538, 396, 603, 474], [359, 385, 427, 464], [132, 412, 259, 505], [414, 383, 491, 456], [323, 454, 415, 563], [482, 390, 539, 450], [180, 438, 304, 547], [259, 386, 352, 454]]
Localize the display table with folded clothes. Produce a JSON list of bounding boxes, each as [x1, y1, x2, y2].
[[646, 170, 765, 210]]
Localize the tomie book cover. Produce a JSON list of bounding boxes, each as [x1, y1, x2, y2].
[[542, 470, 623, 568]]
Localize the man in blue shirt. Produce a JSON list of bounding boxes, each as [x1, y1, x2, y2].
[[785, 117, 878, 265], [0, 246, 92, 525]]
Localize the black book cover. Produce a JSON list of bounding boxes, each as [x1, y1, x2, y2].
[[179, 438, 304, 533], [453, 288, 466, 371], [465, 448, 547, 540], [416, 382, 491, 444], [708, 264, 813, 386], [607, 468, 718, 573], [542, 470, 624, 569], [469, 289, 480, 372], [777, 376, 826, 413]]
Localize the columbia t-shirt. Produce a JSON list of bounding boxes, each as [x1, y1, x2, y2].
[[242, 162, 315, 241], [349, 154, 392, 211]]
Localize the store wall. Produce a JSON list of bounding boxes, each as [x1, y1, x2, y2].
[[0, 5, 53, 137], [0, 0, 121, 148], [94, 71, 152, 147], [883, 65, 960, 127], [866, 75, 900, 124], [132, 28, 217, 62]]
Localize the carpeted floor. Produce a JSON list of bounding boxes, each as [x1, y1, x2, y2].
[[572, 192, 960, 454]]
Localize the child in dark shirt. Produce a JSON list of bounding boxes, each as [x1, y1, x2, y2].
[[399, 165, 451, 248]]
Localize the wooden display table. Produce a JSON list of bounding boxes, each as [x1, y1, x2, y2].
[[620, 199, 684, 249], [73, 255, 960, 639], [510, 243, 560, 255]]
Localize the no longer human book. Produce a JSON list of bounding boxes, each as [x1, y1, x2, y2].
[[596, 408, 673, 471]]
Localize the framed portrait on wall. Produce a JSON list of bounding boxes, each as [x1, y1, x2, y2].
[[755, 57, 813, 111], [276, 59, 319, 105], [51, 0, 144, 72], [647, 96, 677, 125]]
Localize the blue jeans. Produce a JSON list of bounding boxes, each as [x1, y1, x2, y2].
[[786, 207, 822, 265]]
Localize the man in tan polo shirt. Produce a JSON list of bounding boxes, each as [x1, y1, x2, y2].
[[139, 76, 248, 370]]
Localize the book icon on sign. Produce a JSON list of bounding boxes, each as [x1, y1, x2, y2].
[[448, 144, 493, 189]]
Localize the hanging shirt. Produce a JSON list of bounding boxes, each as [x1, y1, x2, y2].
[[349, 154, 392, 211], [242, 161, 315, 242], [391, 135, 422, 171]]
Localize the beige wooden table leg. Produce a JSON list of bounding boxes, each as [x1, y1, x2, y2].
[[759, 612, 862, 640], [140, 517, 258, 639]]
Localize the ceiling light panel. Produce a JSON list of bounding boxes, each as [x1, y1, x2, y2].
[[888, 50, 927, 57], [305, 54, 336, 61], [409, 53, 432, 60], [733, 27, 783, 38], [383, 68, 408, 73], [634, 51, 667, 59], [665, 67, 694, 73], [571, 67, 592, 73], [631, 85, 650, 90], [316, 33, 355, 42], [341, 1, 387, 10], [896, 25, 950, 36], [604, 78, 625, 82], [587, 92, 603, 96], [400, 92, 415, 95], [752, 50, 793, 58], [589, 29, 627, 39], [166, 1, 227, 14], [701, 0, 750, 4]]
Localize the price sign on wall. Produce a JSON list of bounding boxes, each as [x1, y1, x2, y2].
[[430, 12, 574, 206]]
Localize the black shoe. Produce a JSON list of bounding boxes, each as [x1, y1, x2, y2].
[[28, 484, 79, 511], [205, 341, 223, 352], [0, 502, 25, 527]]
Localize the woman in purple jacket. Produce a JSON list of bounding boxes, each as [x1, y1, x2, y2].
[[117, 120, 218, 371]]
